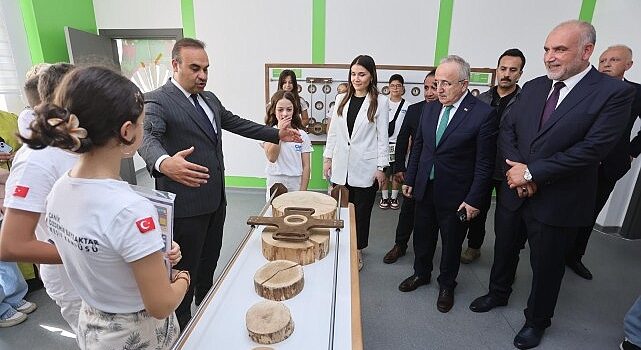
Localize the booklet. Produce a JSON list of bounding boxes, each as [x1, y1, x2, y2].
[[130, 184, 176, 279]]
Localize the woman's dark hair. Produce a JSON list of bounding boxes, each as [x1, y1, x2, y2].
[[265, 90, 303, 130], [38, 63, 75, 104], [23, 66, 144, 153], [337, 55, 379, 122], [277, 70, 303, 113]]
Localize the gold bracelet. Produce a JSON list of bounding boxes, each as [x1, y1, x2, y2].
[[174, 275, 190, 287]]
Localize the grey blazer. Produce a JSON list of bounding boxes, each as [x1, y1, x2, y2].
[[138, 80, 279, 218]]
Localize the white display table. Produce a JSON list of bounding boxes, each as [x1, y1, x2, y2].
[[172, 205, 362, 350]]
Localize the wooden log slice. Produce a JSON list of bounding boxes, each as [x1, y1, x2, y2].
[[261, 226, 330, 265], [271, 191, 337, 219], [254, 260, 304, 301], [246, 300, 294, 345]]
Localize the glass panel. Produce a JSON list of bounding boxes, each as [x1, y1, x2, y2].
[[114, 39, 175, 92]]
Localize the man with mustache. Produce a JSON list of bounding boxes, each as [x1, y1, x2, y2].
[[469, 21, 634, 349], [460, 48, 526, 264]]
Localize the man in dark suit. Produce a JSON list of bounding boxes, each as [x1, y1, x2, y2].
[[398, 55, 498, 314], [138, 38, 301, 329], [382, 71, 438, 264], [469, 21, 634, 349], [567, 44, 641, 280]]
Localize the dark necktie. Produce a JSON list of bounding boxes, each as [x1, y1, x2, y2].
[[539, 82, 565, 129], [190, 94, 218, 143]]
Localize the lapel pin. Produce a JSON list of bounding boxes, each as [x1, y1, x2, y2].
[[464, 107, 469, 112]]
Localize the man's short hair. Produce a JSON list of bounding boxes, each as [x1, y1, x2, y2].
[[24, 75, 40, 107], [498, 48, 526, 71], [389, 74, 404, 85], [440, 55, 471, 81], [555, 20, 596, 48], [38, 63, 75, 104], [425, 70, 436, 79], [172, 38, 206, 63], [606, 44, 633, 60]]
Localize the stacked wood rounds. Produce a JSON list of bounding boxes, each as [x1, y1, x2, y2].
[[246, 301, 294, 345], [254, 260, 304, 301], [262, 192, 337, 265]]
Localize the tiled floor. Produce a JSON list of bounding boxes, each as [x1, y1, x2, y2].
[[1, 177, 639, 349]]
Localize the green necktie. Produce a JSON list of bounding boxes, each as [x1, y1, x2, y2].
[[430, 105, 453, 180]]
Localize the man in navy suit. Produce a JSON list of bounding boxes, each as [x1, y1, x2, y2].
[[398, 55, 498, 314], [469, 21, 634, 349], [566, 44, 641, 280], [382, 71, 438, 264]]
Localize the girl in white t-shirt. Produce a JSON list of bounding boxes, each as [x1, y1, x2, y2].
[[263, 90, 312, 198], [19, 66, 188, 349]]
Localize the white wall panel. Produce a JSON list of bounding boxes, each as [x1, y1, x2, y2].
[[449, 0, 582, 84], [93, 0, 182, 29], [196, 0, 312, 177], [325, 0, 439, 66]]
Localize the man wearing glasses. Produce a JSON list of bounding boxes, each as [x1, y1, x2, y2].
[[398, 55, 498, 314]]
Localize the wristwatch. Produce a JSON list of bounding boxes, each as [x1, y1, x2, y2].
[[523, 167, 533, 182]]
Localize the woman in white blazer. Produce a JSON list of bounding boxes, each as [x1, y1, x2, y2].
[[323, 55, 389, 270]]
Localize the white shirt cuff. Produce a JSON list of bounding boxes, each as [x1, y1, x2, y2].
[[154, 154, 170, 172]]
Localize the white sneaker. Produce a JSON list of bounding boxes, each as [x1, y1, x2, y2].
[[0, 308, 27, 327], [14, 300, 37, 314]]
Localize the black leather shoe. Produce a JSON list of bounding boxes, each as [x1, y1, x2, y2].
[[469, 294, 508, 313], [398, 274, 430, 292], [383, 244, 406, 264], [436, 288, 454, 313], [566, 259, 593, 280], [514, 325, 545, 349]]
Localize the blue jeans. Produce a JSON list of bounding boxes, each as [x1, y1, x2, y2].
[[625, 296, 641, 347], [0, 261, 28, 317]]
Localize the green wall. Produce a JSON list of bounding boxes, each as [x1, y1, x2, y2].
[[19, 0, 97, 64]]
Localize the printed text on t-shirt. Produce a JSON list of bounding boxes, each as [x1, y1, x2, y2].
[[48, 213, 100, 253]]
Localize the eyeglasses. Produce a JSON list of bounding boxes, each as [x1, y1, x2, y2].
[[389, 83, 403, 88], [434, 79, 466, 88]]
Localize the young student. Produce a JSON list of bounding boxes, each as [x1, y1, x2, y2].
[[18, 63, 51, 139], [278, 69, 310, 126], [22, 66, 188, 349], [323, 55, 389, 270], [379, 74, 408, 210], [263, 90, 312, 198]]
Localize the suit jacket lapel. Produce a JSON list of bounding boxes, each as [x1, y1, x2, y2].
[[163, 81, 217, 144], [424, 102, 439, 150], [536, 68, 600, 139], [350, 93, 370, 139], [437, 93, 474, 148]]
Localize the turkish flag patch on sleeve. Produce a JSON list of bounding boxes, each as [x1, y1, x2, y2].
[[13, 185, 30, 198], [135, 217, 156, 233]]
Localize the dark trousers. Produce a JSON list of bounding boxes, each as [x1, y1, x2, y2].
[[393, 196, 415, 250], [346, 182, 378, 250], [466, 179, 502, 249], [173, 206, 226, 330], [490, 201, 576, 329], [570, 171, 618, 260], [413, 182, 468, 290]]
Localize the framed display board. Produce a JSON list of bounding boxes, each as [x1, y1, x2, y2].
[[265, 63, 496, 141]]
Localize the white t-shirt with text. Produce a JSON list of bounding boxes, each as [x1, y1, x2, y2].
[[263, 128, 313, 177], [46, 174, 164, 313], [4, 146, 79, 302], [387, 99, 409, 143]]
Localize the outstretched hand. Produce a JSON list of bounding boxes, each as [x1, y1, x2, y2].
[[279, 128, 303, 143], [160, 146, 210, 187]]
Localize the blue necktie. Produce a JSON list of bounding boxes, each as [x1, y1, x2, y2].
[[191, 94, 218, 143], [430, 106, 453, 180]]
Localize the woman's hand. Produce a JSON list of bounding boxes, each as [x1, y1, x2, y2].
[[167, 241, 182, 267], [323, 159, 332, 179]]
